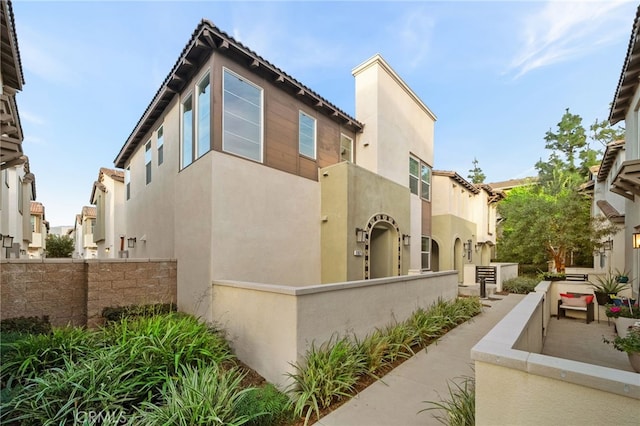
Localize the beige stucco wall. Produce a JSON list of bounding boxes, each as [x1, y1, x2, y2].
[[320, 161, 410, 283], [432, 214, 476, 277], [212, 271, 457, 388]]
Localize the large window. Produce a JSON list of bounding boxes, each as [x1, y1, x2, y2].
[[409, 156, 431, 201], [421, 164, 431, 201], [223, 69, 263, 162], [157, 125, 164, 166], [197, 74, 211, 158], [145, 140, 152, 185], [409, 157, 419, 195], [421, 236, 431, 270], [181, 94, 193, 169], [340, 134, 353, 162], [299, 111, 316, 159]]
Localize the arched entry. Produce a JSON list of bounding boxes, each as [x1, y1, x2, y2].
[[454, 238, 463, 283], [431, 240, 440, 272], [364, 213, 402, 279]]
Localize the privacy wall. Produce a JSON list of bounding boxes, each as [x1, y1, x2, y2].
[[1, 259, 177, 327]]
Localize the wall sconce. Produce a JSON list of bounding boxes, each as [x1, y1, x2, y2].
[[355, 228, 367, 243], [105, 247, 110, 253], [475, 242, 483, 252], [633, 233, 640, 249], [127, 237, 136, 248], [463, 239, 472, 260], [1, 234, 14, 248], [602, 238, 613, 251], [402, 234, 411, 246]]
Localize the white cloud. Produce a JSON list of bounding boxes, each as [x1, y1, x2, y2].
[[508, 0, 632, 78], [19, 109, 45, 126], [392, 8, 435, 71]]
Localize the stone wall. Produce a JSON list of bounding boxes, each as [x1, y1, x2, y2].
[[1, 259, 177, 328]]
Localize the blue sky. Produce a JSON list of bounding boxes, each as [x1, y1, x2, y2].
[[11, 0, 637, 227]]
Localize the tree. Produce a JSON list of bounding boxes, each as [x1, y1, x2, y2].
[[467, 157, 486, 184], [45, 234, 74, 258]]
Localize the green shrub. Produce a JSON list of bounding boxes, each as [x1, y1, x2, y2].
[[236, 383, 294, 426], [518, 264, 546, 277], [102, 303, 177, 322], [539, 272, 565, 281], [134, 364, 256, 425], [0, 316, 51, 335], [421, 376, 475, 426], [503, 276, 539, 294], [288, 335, 367, 424]]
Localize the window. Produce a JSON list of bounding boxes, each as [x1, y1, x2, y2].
[[409, 157, 419, 195], [181, 94, 193, 169], [145, 140, 152, 185], [421, 236, 431, 270], [340, 134, 353, 162], [299, 111, 316, 159], [421, 164, 431, 201], [157, 125, 164, 165], [18, 177, 23, 214], [31, 215, 38, 233], [223, 69, 263, 162], [125, 167, 130, 200], [197, 74, 211, 158]]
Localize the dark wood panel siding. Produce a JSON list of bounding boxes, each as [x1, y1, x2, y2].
[[208, 54, 357, 180], [421, 199, 432, 237]]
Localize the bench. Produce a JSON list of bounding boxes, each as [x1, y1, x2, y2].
[[557, 293, 594, 324]]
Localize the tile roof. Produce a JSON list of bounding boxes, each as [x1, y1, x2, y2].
[[81, 206, 96, 218], [100, 167, 125, 183], [487, 177, 538, 191], [596, 140, 625, 182], [433, 170, 480, 194], [30, 201, 44, 215], [596, 200, 624, 224], [114, 19, 363, 169]]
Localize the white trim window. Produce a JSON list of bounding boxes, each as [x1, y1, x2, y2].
[[125, 166, 130, 200], [340, 134, 353, 162], [223, 68, 263, 162], [157, 125, 164, 166], [421, 236, 431, 271], [409, 157, 419, 195], [197, 74, 211, 158], [421, 163, 431, 201], [299, 111, 316, 159], [181, 94, 193, 169], [145, 140, 152, 185]]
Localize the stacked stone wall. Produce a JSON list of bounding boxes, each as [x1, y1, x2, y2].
[[1, 259, 177, 328]]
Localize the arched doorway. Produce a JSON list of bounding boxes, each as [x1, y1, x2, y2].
[[454, 238, 463, 283], [364, 213, 402, 279], [431, 240, 440, 272]]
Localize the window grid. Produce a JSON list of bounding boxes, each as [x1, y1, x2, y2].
[[125, 167, 130, 200], [157, 125, 164, 166], [197, 74, 211, 158], [145, 140, 152, 185], [409, 157, 419, 195], [421, 236, 431, 271], [181, 94, 193, 169], [299, 111, 316, 159], [421, 164, 431, 201], [223, 69, 263, 162]]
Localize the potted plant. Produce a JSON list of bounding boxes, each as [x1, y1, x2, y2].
[[590, 272, 630, 305], [614, 268, 631, 284], [603, 324, 640, 373], [606, 301, 640, 337]]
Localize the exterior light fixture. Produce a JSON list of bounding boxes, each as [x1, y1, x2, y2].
[[475, 242, 483, 252], [402, 234, 411, 246], [633, 233, 640, 249], [355, 228, 367, 243], [603, 238, 613, 251], [463, 239, 472, 260], [1, 234, 14, 248], [127, 237, 136, 248]]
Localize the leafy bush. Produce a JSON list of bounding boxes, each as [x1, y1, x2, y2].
[[236, 383, 294, 426], [502, 276, 539, 294], [102, 303, 177, 322], [518, 264, 547, 277], [421, 376, 475, 426], [134, 364, 256, 425], [539, 272, 566, 281], [0, 316, 51, 335]]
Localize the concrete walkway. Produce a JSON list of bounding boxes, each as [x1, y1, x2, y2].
[[317, 293, 525, 426]]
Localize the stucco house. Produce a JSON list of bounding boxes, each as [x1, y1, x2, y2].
[[27, 201, 47, 258], [113, 20, 436, 321], [72, 206, 97, 259], [90, 167, 126, 258], [608, 5, 640, 299], [585, 141, 626, 274], [431, 170, 503, 281], [0, 0, 37, 259]]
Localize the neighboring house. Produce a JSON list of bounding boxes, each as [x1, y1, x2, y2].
[[113, 20, 435, 320], [27, 201, 47, 258], [608, 5, 640, 300], [90, 167, 126, 258], [0, 0, 36, 259], [431, 171, 503, 280], [585, 141, 626, 274], [73, 206, 97, 259]]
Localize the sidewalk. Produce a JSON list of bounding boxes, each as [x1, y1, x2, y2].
[[317, 293, 525, 426]]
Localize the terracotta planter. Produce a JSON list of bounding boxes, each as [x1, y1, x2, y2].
[[615, 317, 640, 338], [628, 353, 640, 373]]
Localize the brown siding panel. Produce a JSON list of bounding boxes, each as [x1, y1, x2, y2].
[[422, 199, 432, 236]]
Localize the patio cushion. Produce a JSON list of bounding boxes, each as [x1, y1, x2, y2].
[[560, 294, 593, 307]]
